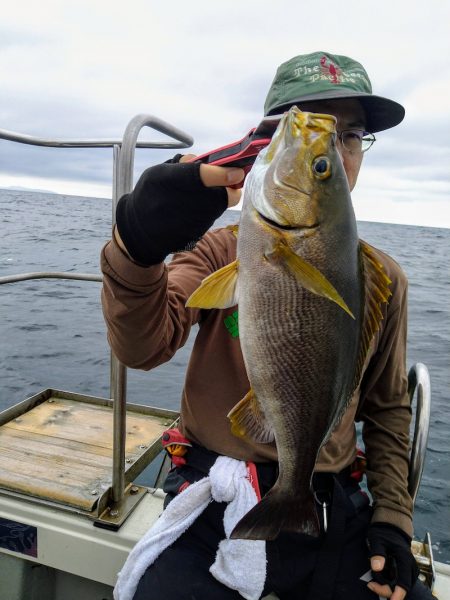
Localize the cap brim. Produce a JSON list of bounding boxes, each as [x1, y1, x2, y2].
[[265, 89, 405, 133]]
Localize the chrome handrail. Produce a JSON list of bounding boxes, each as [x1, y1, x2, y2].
[[0, 114, 194, 508], [110, 114, 188, 502], [0, 272, 102, 284], [408, 363, 431, 505], [0, 119, 193, 149]]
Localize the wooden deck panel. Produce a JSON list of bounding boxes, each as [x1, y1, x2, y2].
[[0, 395, 174, 511], [4, 397, 166, 450]]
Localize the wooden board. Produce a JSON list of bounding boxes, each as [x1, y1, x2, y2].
[[0, 395, 175, 511]]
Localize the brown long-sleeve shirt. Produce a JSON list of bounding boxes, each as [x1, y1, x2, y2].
[[101, 227, 413, 536]]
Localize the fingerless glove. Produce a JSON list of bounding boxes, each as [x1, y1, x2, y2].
[[367, 522, 419, 592], [116, 160, 228, 266]]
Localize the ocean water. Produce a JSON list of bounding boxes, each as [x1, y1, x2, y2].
[[0, 189, 449, 563]]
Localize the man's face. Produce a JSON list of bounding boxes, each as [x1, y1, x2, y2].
[[296, 98, 366, 192]]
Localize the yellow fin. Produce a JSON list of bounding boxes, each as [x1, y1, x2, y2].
[[354, 241, 392, 382], [226, 224, 239, 237], [186, 260, 239, 309], [228, 389, 275, 443], [271, 242, 355, 319]]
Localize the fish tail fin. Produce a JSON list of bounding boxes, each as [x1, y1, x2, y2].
[[230, 487, 320, 541]]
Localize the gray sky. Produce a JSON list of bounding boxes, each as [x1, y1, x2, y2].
[[1, 0, 449, 227]]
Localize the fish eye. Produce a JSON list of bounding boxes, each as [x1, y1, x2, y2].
[[312, 156, 331, 180]]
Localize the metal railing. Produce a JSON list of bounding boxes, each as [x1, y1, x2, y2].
[[0, 115, 193, 505], [0, 118, 192, 149], [0, 272, 103, 284], [0, 120, 432, 513], [408, 363, 431, 505]]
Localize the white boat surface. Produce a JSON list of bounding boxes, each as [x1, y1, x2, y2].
[[0, 116, 448, 600]]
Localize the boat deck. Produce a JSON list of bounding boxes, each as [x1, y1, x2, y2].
[[0, 389, 177, 516]]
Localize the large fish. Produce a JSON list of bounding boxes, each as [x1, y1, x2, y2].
[[187, 106, 391, 540]]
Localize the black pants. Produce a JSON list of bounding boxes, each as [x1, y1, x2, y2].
[[133, 462, 433, 600]]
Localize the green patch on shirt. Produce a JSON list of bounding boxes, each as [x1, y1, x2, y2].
[[224, 310, 239, 338]]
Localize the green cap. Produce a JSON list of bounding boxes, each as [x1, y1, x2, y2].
[[264, 51, 405, 133]]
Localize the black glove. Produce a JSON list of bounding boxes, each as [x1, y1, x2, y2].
[[116, 157, 228, 266], [367, 522, 419, 593]]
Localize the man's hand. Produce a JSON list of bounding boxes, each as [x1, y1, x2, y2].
[[368, 555, 406, 600], [114, 155, 244, 266], [367, 523, 419, 599], [180, 154, 243, 208]]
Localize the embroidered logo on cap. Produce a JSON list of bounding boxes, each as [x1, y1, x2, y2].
[[320, 55, 342, 84]]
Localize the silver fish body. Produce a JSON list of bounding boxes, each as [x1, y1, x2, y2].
[[187, 107, 391, 540], [232, 108, 363, 539]]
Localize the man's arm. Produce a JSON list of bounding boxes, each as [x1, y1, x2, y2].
[[357, 251, 420, 598], [100, 159, 243, 370], [101, 227, 237, 370], [359, 264, 412, 536]]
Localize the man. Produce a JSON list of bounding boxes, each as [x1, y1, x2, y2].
[[101, 52, 431, 599]]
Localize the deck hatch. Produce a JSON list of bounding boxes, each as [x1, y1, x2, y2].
[[0, 389, 178, 515]]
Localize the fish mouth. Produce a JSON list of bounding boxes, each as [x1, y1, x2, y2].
[[257, 212, 319, 232]]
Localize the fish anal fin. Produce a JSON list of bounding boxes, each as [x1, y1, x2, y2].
[[186, 260, 239, 309], [355, 241, 393, 383], [230, 487, 320, 541], [227, 389, 275, 444], [270, 242, 354, 318]]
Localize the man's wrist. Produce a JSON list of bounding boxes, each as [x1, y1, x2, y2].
[[370, 522, 411, 544], [113, 225, 148, 266], [371, 506, 413, 539]]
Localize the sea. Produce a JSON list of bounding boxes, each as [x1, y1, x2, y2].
[[1, 189, 449, 564]]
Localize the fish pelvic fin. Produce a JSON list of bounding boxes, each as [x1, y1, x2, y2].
[[186, 260, 239, 309], [226, 224, 239, 237], [270, 241, 355, 319], [230, 487, 320, 541], [227, 389, 275, 444], [355, 241, 393, 384]]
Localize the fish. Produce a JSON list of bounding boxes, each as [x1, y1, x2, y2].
[[186, 106, 391, 540]]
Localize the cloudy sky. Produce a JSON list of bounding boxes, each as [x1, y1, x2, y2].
[[1, 0, 449, 227]]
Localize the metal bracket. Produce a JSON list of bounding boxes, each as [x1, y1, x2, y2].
[[412, 532, 436, 591], [94, 484, 148, 531]]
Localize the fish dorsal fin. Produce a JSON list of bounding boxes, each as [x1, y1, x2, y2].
[[228, 389, 275, 444], [355, 241, 392, 383], [186, 260, 239, 309], [269, 241, 355, 319]]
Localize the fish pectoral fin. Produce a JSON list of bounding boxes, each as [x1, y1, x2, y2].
[[227, 389, 275, 444], [186, 260, 239, 309], [271, 242, 354, 318], [354, 241, 393, 383]]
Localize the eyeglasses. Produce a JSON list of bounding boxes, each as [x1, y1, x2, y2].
[[337, 130, 376, 153]]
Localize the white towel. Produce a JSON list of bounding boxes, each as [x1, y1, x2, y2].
[[209, 458, 266, 600], [114, 456, 266, 600]]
